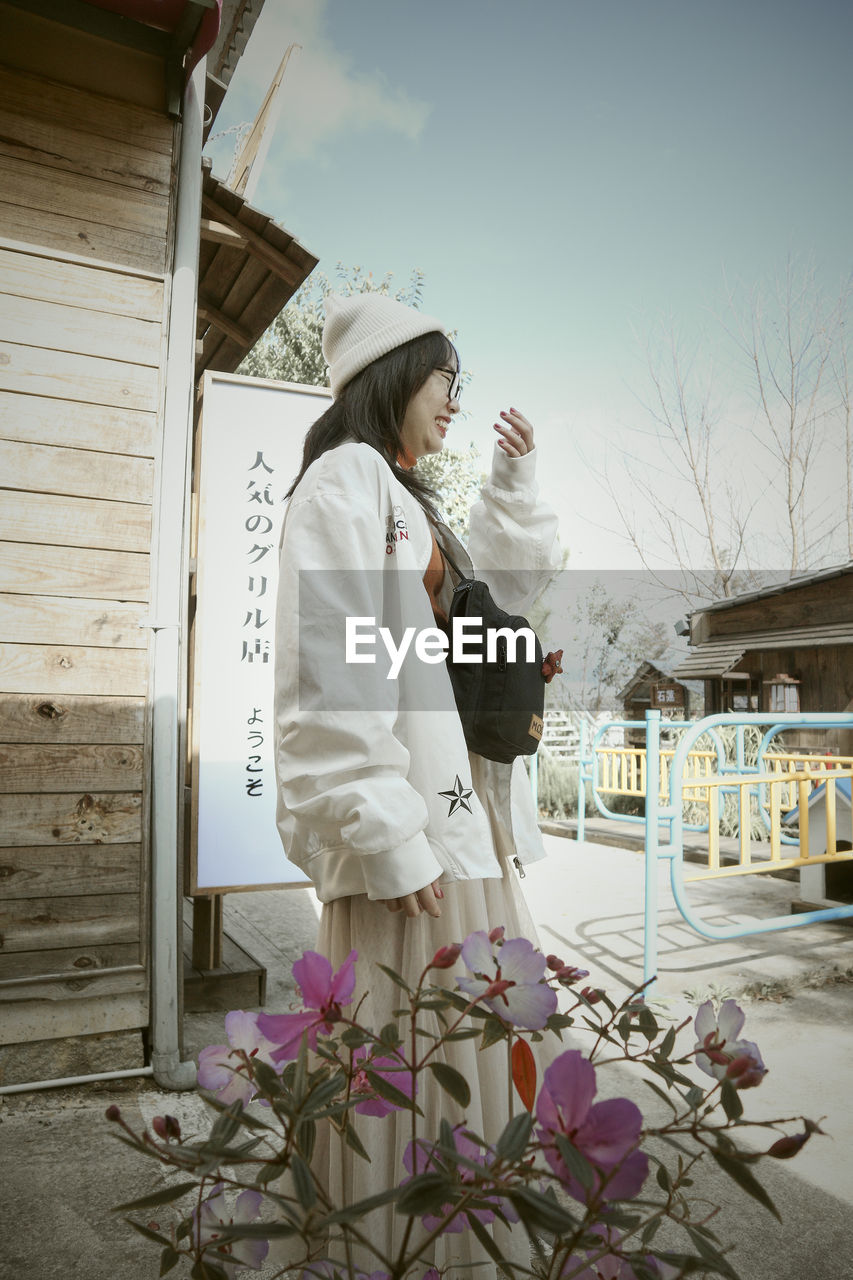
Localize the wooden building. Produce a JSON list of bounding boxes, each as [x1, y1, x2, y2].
[[0, 0, 317, 1087], [617, 661, 696, 745], [672, 562, 853, 752]]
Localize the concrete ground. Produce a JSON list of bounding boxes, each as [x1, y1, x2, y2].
[[2, 832, 853, 1280]]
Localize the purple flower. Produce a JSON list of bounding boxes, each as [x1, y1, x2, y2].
[[193, 1184, 268, 1277], [350, 1046, 417, 1117], [694, 1000, 767, 1090], [535, 1050, 648, 1204], [197, 1010, 279, 1106], [258, 950, 357, 1063], [403, 1127, 519, 1234], [456, 931, 558, 1030]]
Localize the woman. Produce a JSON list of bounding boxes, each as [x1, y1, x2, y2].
[[272, 291, 561, 1275]]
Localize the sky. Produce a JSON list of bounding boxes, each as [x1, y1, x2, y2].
[[204, 0, 853, 581]]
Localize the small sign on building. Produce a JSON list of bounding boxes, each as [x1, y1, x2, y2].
[[651, 681, 685, 709]]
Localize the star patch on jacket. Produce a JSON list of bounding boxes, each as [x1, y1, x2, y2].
[[439, 775, 474, 817]]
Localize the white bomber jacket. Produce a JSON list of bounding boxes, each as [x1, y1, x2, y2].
[[273, 440, 561, 902]]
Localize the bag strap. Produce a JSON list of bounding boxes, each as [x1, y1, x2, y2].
[[434, 531, 473, 584]]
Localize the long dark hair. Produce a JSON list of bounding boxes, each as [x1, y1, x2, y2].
[[285, 329, 458, 522]]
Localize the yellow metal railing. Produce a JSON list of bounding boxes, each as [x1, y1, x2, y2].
[[683, 768, 853, 882], [762, 752, 853, 809], [595, 745, 853, 810], [595, 746, 717, 801]]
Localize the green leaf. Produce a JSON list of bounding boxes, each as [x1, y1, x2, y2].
[[655, 1162, 671, 1191], [444, 1027, 482, 1041], [658, 1025, 676, 1058], [554, 1134, 595, 1190], [293, 1031, 309, 1101], [710, 1149, 781, 1221], [290, 1152, 316, 1209], [428, 1061, 471, 1109], [246, 1058, 282, 1097], [720, 1079, 744, 1121], [685, 1085, 706, 1110], [160, 1245, 181, 1276], [495, 1111, 532, 1163], [641, 1078, 678, 1112], [206, 1100, 244, 1148], [318, 1187, 399, 1227], [114, 1181, 200, 1212], [191, 1259, 229, 1280], [296, 1118, 316, 1161], [468, 1209, 515, 1277], [124, 1219, 172, 1247], [616, 1013, 632, 1042], [480, 1017, 509, 1050], [508, 1185, 578, 1235], [379, 1021, 402, 1046], [340, 1026, 371, 1049], [343, 1120, 371, 1162], [375, 962, 413, 994], [365, 1068, 419, 1112], [395, 1172, 453, 1217], [685, 1223, 740, 1276], [638, 1007, 659, 1041]]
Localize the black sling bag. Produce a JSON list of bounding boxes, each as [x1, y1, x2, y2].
[[437, 542, 545, 764]]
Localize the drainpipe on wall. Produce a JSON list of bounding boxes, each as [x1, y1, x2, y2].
[[147, 56, 206, 1091]]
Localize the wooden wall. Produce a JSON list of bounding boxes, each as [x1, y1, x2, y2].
[[0, 54, 177, 1049]]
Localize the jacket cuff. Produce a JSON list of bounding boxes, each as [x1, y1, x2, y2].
[[488, 442, 538, 495], [361, 832, 443, 901]]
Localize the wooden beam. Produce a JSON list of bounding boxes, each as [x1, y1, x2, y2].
[[197, 293, 254, 349], [200, 192, 305, 290], [200, 218, 247, 248]]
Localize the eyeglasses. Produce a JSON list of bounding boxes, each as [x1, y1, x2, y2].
[[436, 365, 462, 403]]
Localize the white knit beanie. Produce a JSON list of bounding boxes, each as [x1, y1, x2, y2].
[[322, 292, 447, 397]]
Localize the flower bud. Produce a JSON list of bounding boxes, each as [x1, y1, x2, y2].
[[767, 1132, 808, 1159], [152, 1114, 181, 1141], [488, 926, 505, 944], [556, 965, 589, 986], [431, 943, 462, 970], [545, 954, 565, 971], [581, 987, 603, 1005], [105, 1105, 121, 1122], [484, 979, 512, 1000]]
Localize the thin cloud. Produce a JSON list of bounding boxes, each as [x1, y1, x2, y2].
[[230, 0, 431, 161]]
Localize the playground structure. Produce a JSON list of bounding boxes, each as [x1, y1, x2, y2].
[[572, 711, 853, 990]]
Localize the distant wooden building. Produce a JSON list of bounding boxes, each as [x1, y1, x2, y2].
[[617, 661, 695, 745], [672, 563, 853, 752], [0, 0, 317, 1087]]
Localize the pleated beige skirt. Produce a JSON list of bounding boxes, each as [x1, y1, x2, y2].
[[308, 831, 548, 1279]]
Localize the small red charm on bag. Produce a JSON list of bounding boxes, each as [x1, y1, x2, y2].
[[541, 649, 563, 683]]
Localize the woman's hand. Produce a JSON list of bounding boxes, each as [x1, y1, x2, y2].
[[380, 880, 444, 919], [494, 407, 534, 457]]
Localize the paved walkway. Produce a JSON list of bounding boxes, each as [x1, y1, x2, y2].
[[2, 833, 852, 1279]]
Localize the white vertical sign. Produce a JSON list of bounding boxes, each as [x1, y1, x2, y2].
[[193, 372, 333, 891]]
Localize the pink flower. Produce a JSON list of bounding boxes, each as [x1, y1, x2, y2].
[[197, 1010, 279, 1106], [431, 942, 463, 970], [350, 1046, 417, 1117], [693, 1000, 767, 1090], [535, 1050, 648, 1204], [403, 1127, 518, 1234], [258, 950, 357, 1063], [456, 931, 558, 1030], [193, 1184, 268, 1277]]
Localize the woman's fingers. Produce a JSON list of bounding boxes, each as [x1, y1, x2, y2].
[[494, 407, 535, 456], [379, 882, 444, 919]]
